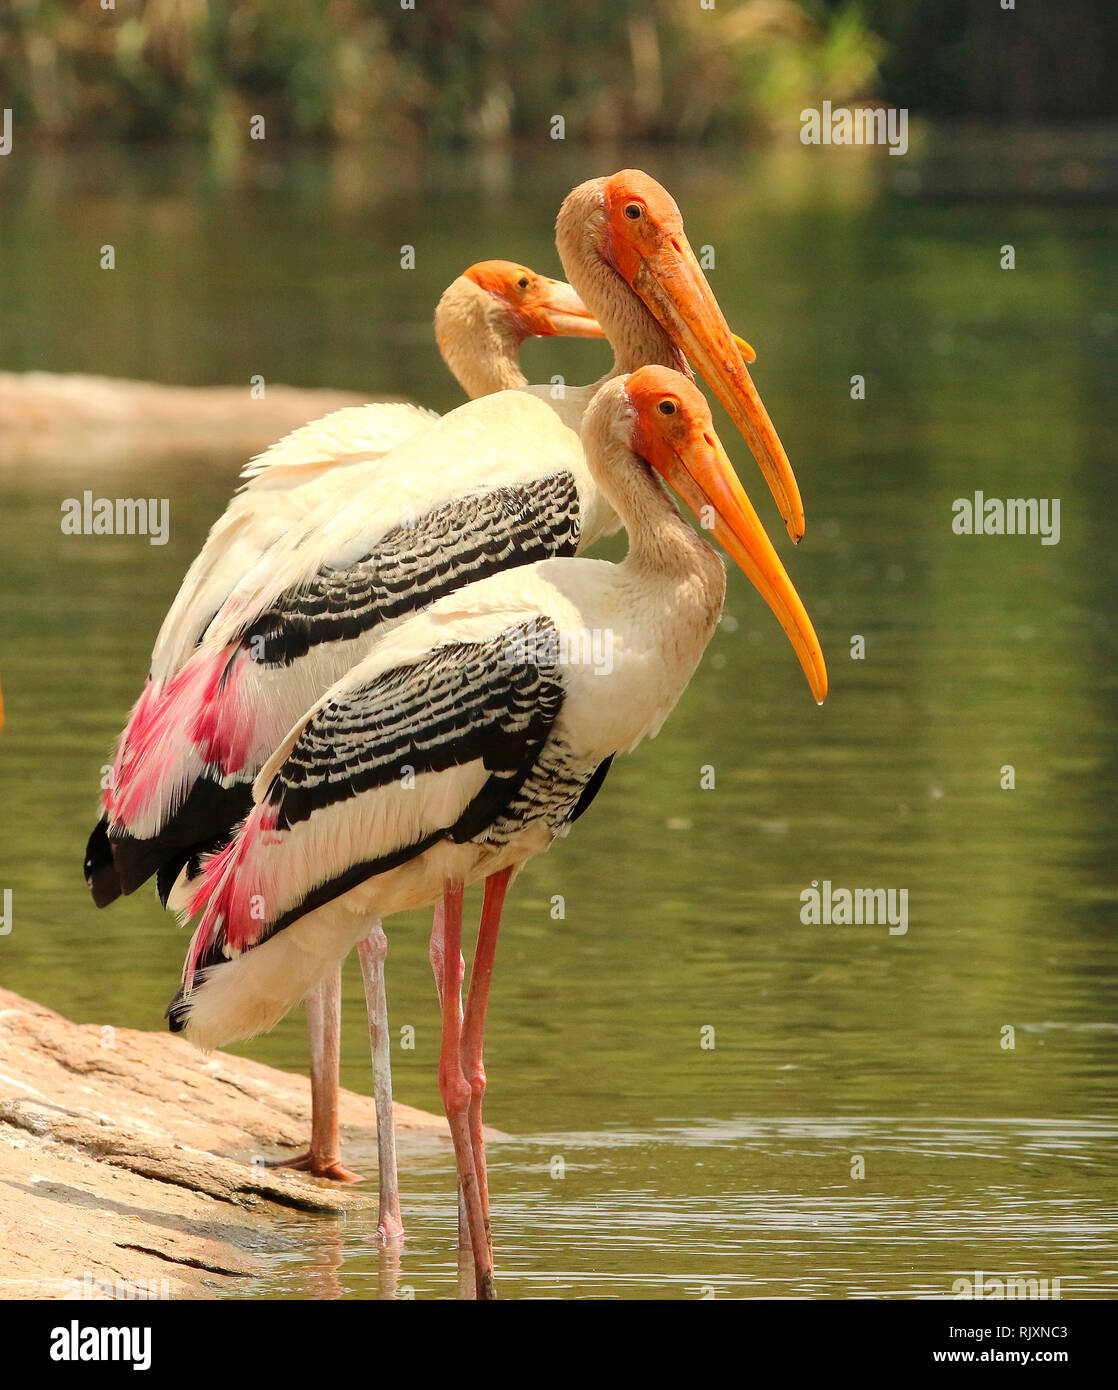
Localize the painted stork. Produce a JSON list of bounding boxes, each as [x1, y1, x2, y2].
[[170, 365, 828, 1300], [86, 260, 604, 904], [93, 169, 796, 1225], [82, 261, 605, 1200]]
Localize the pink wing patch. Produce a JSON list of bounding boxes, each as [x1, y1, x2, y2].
[[182, 798, 279, 991], [102, 676, 158, 816], [108, 645, 256, 829]]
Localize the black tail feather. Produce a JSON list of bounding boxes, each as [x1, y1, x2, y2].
[[166, 985, 189, 1033], [109, 834, 181, 899], [100, 778, 254, 899], [155, 828, 235, 908], [83, 817, 122, 908], [155, 851, 193, 909]]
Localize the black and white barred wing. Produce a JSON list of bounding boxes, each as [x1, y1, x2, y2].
[[180, 616, 567, 973], [148, 406, 440, 685], [111, 392, 586, 841], [234, 472, 581, 669]]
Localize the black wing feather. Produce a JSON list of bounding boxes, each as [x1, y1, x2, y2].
[[258, 619, 567, 936], [242, 475, 580, 667], [101, 476, 581, 904]]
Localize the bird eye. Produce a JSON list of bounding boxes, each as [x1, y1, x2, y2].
[[517, 276, 530, 289], [624, 203, 642, 220], [658, 399, 676, 415]]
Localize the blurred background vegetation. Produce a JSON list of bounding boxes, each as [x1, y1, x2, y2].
[[3, 0, 1118, 1306], [2, 0, 1116, 148]]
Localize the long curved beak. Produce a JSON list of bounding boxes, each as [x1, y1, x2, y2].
[[632, 233, 804, 543], [536, 279, 758, 361], [733, 333, 757, 364], [535, 278, 607, 339], [658, 430, 827, 703]]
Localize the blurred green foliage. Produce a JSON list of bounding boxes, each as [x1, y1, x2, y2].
[[1, 1, 1114, 145], [1, 0, 886, 144]]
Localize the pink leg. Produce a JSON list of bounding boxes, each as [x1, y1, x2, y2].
[[429, 899, 470, 1251], [460, 866, 513, 1266], [266, 968, 361, 1183], [357, 922, 404, 1246], [434, 880, 495, 1300]]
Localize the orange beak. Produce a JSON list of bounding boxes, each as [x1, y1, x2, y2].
[[733, 333, 757, 364], [630, 231, 803, 543], [532, 278, 756, 358], [532, 278, 607, 339], [655, 427, 827, 703]]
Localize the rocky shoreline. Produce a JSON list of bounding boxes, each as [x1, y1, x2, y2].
[[0, 988, 449, 1299]]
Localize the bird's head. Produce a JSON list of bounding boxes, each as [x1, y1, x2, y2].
[[619, 365, 827, 704], [557, 170, 801, 543], [462, 260, 604, 342]]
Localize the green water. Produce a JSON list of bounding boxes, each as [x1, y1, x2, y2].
[[1, 142, 1116, 1300]]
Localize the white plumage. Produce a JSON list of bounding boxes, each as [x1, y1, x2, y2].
[[88, 171, 816, 1266], [83, 258, 604, 1203], [175, 369, 825, 1044], [172, 365, 827, 1301]]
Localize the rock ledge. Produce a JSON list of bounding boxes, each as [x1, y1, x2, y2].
[[0, 987, 447, 1299]]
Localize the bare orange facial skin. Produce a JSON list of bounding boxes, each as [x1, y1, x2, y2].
[[623, 365, 828, 705], [463, 260, 603, 340], [464, 259, 534, 302], [593, 172, 805, 544], [626, 365, 715, 475], [599, 170, 689, 285]]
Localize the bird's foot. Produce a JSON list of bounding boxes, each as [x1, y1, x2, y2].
[[262, 1151, 364, 1184], [375, 1210, 406, 1248]]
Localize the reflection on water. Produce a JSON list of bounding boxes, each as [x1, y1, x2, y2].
[[1, 142, 1116, 1299], [250, 1116, 1118, 1300]]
